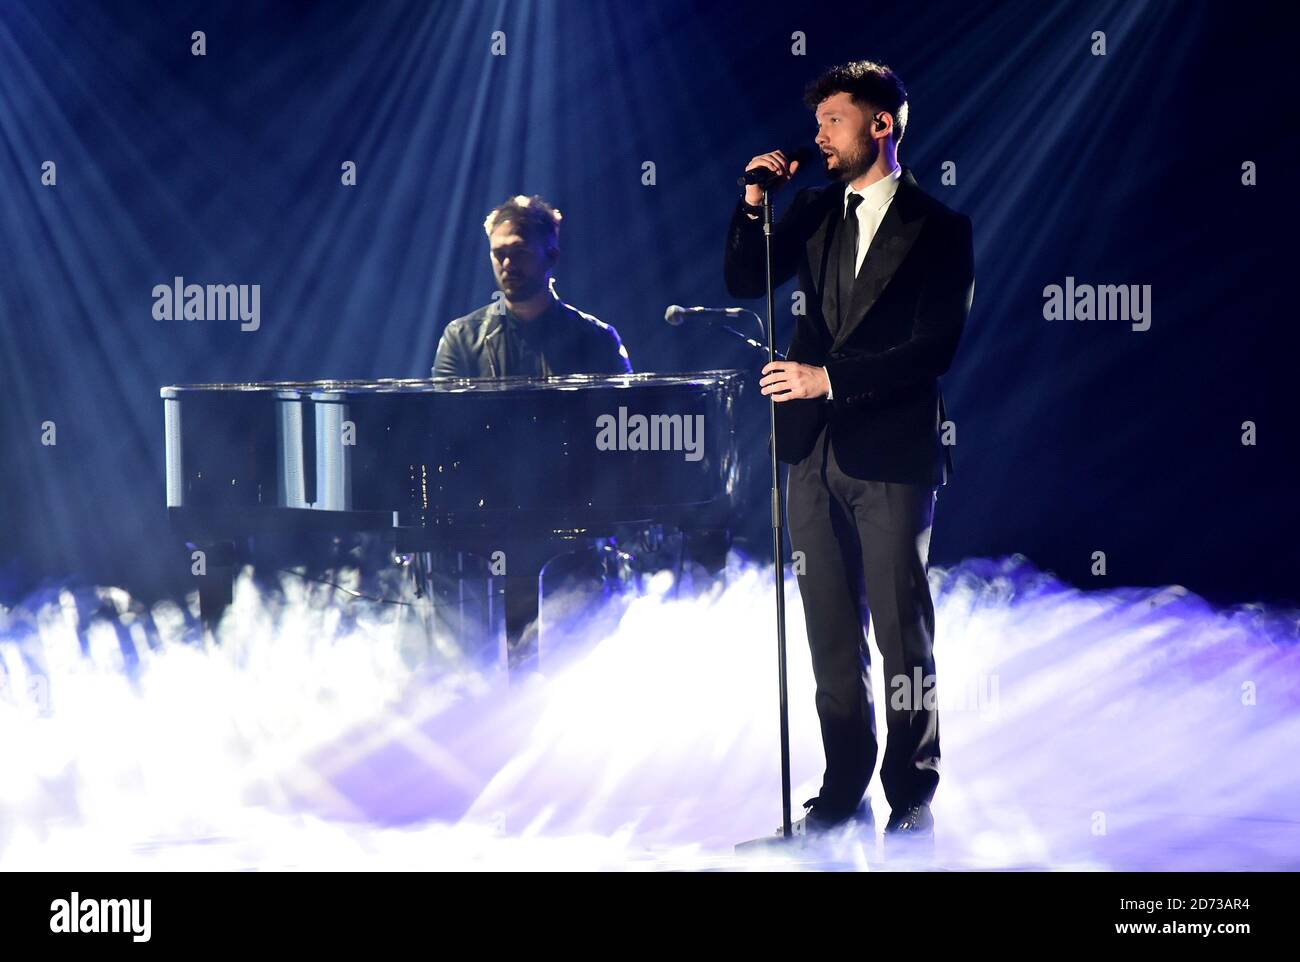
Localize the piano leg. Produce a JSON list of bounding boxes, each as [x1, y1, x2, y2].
[[503, 567, 542, 678], [686, 526, 731, 583], [193, 539, 236, 634]]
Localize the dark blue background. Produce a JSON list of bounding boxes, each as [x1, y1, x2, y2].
[[1, 0, 1295, 605]]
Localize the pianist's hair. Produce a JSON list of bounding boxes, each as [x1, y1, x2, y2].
[[804, 60, 908, 145], [483, 194, 563, 249]]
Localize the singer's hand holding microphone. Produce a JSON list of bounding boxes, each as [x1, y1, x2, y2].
[[737, 146, 829, 400], [739, 147, 811, 206]]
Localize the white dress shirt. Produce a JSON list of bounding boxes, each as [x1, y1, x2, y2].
[[824, 163, 903, 400], [843, 163, 903, 275]]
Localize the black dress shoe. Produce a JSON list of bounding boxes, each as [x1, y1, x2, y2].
[[786, 796, 874, 838], [735, 797, 874, 853], [883, 802, 934, 836]]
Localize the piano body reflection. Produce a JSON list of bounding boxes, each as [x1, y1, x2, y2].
[[162, 372, 745, 668]]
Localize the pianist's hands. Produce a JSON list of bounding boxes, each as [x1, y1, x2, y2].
[[760, 361, 830, 401]]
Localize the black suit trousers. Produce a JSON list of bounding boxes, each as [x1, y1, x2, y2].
[[786, 424, 941, 816]]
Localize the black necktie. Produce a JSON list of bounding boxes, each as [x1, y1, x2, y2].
[[835, 193, 863, 334]]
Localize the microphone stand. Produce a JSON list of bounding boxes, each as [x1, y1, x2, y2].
[[702, 316, 785, 361], [762, 185, 795, 842], [730, 185, 796, 852]]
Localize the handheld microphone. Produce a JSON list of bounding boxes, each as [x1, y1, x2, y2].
[[737, 146, 814, 188]]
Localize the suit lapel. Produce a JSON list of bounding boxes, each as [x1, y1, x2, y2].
[[831, 166, 928, 351], [804, 185, 843, 300]]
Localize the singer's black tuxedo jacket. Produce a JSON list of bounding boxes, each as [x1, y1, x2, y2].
[[724, 165, 974, 485]]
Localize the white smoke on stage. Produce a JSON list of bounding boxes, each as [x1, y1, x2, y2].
[[1, 556, 1298, 871]]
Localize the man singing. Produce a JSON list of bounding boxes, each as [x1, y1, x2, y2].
[[724, 61, 974, 844], [435, 194, 632, 378]]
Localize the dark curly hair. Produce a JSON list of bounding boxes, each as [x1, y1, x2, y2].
[[804, 60, 908, 144], [482, 194, 563, 248]]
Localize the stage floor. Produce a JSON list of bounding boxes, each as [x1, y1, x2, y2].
[[2, 555, 1297, 871]]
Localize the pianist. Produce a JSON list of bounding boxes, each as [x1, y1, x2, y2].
[[433, 195, 632, 378]]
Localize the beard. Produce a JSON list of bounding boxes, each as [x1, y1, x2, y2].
[[824, 137, 878, 183], [499, 273, 547, 301]]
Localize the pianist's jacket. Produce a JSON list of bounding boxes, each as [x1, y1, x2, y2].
[[433, 296, 631, 379], [724, 164, 974, 486]]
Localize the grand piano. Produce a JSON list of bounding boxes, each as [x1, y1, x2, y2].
[[162, 372, 746, 668]]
